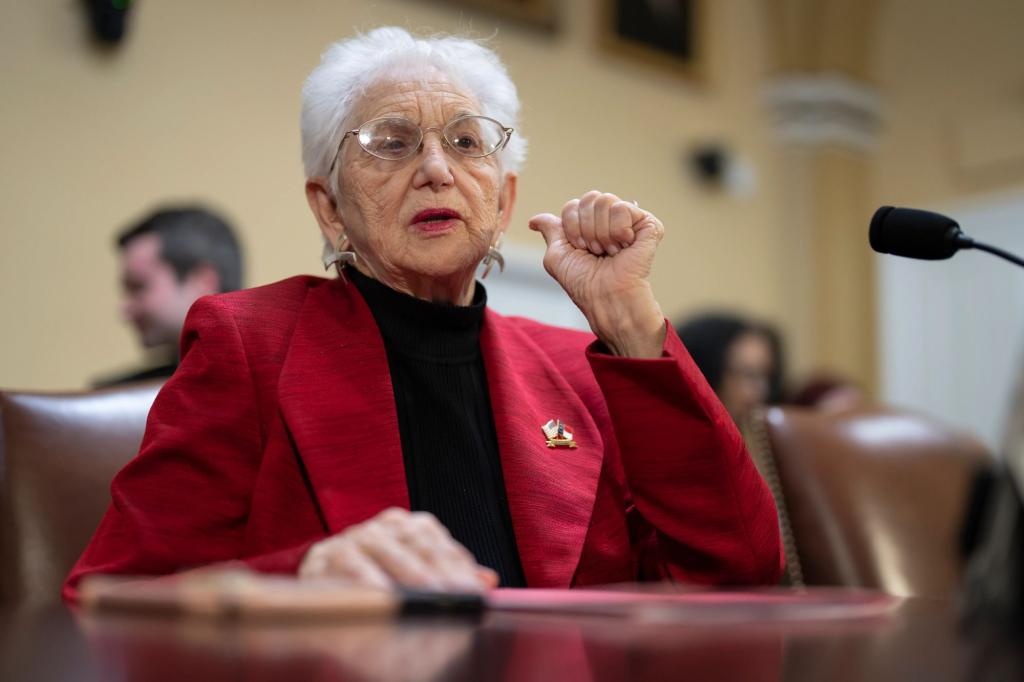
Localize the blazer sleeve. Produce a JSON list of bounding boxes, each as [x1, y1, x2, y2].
[[586, 322, 784, 586], [63, 296, 318, 603]]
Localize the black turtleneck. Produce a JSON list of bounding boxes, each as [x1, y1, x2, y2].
[[348, 268, 526, 587]]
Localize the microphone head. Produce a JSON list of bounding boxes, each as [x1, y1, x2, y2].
[[870, 206, 964, 260]]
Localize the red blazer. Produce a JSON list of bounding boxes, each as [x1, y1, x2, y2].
[[65, 276, 782, 601]]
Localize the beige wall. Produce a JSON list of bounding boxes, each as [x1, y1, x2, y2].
[[1, 0, 785, 389], [872, 0, 1024, 206], [1, 0, 1022, 391]]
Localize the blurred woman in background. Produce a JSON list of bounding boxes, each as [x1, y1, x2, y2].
[[675, 312, 785, 431]]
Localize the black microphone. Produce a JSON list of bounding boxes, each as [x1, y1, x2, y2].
[[869, 206, 1024, 269], [869, 206, 970, 260]]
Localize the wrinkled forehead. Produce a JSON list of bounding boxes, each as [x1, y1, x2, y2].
[[348, 65, 482, 127]]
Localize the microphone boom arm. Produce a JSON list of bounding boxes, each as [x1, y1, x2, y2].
[[957, 236, 1024, 270]]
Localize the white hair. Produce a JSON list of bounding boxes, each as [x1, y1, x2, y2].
[[301, 27, 527, 187]]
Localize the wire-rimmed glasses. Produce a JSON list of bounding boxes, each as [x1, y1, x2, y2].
[[328, 115, 513, 172]]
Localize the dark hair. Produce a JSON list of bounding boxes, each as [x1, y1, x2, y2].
[[116, 206, 243, 293], [675, 312, 786, 404]]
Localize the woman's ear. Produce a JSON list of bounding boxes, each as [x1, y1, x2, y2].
[[497, 172, 517, 236], [305, 177, 346, 247]]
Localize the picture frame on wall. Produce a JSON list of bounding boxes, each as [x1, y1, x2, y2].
[[599, 0, 703, 78], [427, 0, 560, 32]]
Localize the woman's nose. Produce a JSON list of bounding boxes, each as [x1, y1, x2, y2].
[[413, 134, 455, 188]]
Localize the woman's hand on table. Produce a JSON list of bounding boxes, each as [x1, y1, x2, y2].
[[529, 191, 667, 358], [298, 507, 498, 592]]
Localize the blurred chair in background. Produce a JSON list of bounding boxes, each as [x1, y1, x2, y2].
[[747, 406, 990, 596], [788, 372, 866, 415], [0, 383, 159, 606]]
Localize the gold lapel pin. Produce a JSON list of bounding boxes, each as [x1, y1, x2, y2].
[[542, 419, 578, 448]]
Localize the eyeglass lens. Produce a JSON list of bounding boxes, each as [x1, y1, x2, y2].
[[357, 116, 506, 160]]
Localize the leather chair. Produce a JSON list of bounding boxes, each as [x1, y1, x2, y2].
[[0, 383, 160, 606], [749, 406, 991, 597]]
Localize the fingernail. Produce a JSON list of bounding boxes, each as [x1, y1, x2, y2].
[[589, 241, 602, 253], [576, 238, 588, 250], [606, 245, 619, 255]]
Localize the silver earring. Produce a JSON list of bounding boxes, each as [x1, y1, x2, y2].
[[480, 235, 505, 279], [323, 236, 357, 276]]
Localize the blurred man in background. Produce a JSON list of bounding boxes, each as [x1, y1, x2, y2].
[[94, 206, 244, 387]]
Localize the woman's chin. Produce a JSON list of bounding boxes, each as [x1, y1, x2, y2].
[[394, 250, 484, 285], [400, 239, 484, 273]]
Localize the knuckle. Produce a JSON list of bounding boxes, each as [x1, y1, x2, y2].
[[314, 534, 345, 553], [408, 510, 434, 524], [298, 560, 321, 578], [408, 511, 441, 533], [324, 550, 354, 572], [354, 520, 388, 544], [353, 518, 377, 536], [449, 543, 476, 564], [300, 549, 327, 577], [378, 507, 407, 522], [610, 225, 633, 241], [318, 540, 352, 563], [403, 530, 434, 554]]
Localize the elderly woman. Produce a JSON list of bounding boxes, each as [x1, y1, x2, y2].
[[65, 28, 781, 600]]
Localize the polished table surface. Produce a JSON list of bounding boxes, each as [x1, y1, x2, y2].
[[1, 591, 1020, 681]]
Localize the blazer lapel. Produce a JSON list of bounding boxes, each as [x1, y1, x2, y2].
[[482, 312, 604, 588], [277, 281, 603, 586], [278, 278, 409, 533]]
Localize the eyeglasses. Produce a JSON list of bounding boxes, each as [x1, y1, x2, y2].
[[725, 365, 771, 389], [328, 115, 513, 172]]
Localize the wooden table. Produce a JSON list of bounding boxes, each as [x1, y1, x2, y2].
[[0, 593, 1019, 681]]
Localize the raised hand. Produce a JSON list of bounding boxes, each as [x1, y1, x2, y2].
[[529, 191, 667, 358]]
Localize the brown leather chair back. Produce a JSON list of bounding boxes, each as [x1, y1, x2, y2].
[[0, 383, 160, 605], [762, 406, 990, 597]]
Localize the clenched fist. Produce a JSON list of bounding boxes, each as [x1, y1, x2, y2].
[[529, 191, 667, 358]]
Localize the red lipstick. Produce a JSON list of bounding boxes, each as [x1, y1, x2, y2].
[[410, 208, 462, 234]]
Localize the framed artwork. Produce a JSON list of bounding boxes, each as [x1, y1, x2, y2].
[[427, 0, 560, 32], [599, 0, 703, 78]]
